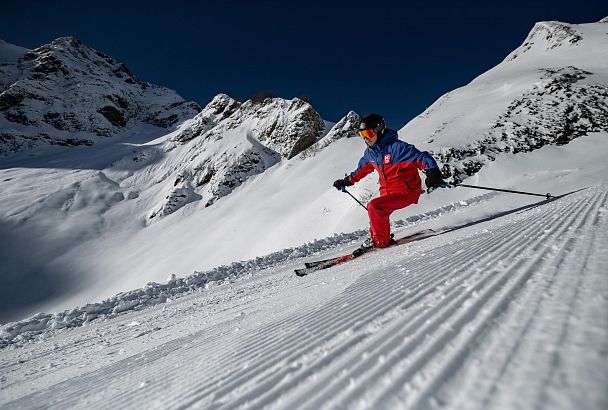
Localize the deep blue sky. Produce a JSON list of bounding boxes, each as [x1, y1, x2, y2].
[[2, 0, 606, 129]]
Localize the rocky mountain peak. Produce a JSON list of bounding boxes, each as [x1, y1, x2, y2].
[[148, 94, 327, 218], [505, 21, 583, 62], [174, 94, 324, 160], [0, 37, 200, 157], [238, 96, 325, 159], [298, 111, 360, 159], [172, 93, 242, 143]]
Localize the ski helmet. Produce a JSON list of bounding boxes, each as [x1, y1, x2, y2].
[[359, 114, 385, 134]]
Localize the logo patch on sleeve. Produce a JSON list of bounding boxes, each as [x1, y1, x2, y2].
[[384, 153, 391, 164]]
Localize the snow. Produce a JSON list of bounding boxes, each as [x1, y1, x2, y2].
[[1, 133, 607, 408], [1, 18, 608, 410]]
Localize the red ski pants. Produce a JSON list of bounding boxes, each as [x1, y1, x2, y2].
[[368, 191, 419, 247]]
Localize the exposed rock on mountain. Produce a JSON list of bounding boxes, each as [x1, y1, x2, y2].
[[433, 66, 608, 180], [506, 21, 583, 61], [0, 37, 200, 156], [172, 94, 241, 143], [148, 95, 326, 219], [174, 95, 324, 159], [299, 111, 360, 159], [148, 169, 202, 220], [242, 97, 325, 159]]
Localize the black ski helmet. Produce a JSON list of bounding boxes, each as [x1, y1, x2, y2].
[[359, 113, 385, 133]]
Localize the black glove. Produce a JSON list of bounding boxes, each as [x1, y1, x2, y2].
[[333, 176, 353, 191], [425, 168, 445, 189]]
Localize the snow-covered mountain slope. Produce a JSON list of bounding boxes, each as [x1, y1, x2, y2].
[[2, 129, 606, 348], [1, 143, 606, 408], [0, 37, 330, 322], [0, 17, 606, 329], [0, 37, 201, 156], [401, 19, 608, 181]]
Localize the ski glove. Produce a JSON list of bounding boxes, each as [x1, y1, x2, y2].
[[333, 176, 353, 191], [425, 168, 446, 189]]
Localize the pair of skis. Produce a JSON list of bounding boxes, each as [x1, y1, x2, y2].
[[294, 229, 439, 276]]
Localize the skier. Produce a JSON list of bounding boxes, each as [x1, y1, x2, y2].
[[333, 113, 446, 251]]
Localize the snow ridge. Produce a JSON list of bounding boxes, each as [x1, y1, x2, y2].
[[506, 21, 583, 62]]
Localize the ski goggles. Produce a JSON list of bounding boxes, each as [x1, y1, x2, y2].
[[358, 129, 377, 140]]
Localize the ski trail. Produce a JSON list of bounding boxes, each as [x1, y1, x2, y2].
[[254, 191, 583, 409], [378, 191, 608, 410], [219, 189, 606, 409], [2, 187, 606, 410], [190, 190, 603, 409], [0, 192, 497, 350]]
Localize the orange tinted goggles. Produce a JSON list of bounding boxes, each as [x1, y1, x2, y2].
[[358, 129, 376, 139]]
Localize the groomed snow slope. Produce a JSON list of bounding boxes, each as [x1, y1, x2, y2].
[[1, 182, 606, 409]]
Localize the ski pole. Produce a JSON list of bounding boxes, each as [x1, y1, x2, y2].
[[456, 183, 552, 199], [341, 187, 368, 211]]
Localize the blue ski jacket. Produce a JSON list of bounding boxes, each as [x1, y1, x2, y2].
[[348, 129, 439, 196]]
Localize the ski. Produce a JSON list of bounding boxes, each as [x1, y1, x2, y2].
[[295, 229, 437, 277], [295, 254, 357, 276]]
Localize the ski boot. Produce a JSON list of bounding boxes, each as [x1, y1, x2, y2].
[[352, 234, 396, 257], [352, 237, 374, 257]]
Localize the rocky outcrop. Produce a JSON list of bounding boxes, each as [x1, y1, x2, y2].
[[242, 97, 325, 159], [147, 95, 326, 220], [174, 95, 325, 159], [148, 170, 202, 219], [505, 21, 583, 61], [172, 94, 241, 143], [299, 111, 360, 158]]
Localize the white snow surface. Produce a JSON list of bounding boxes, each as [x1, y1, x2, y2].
[[1, 135, 607, 409], [1, 18, 608, 409]]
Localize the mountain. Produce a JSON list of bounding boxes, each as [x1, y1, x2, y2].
[[401, 19, 608, 181], [0, 18, 607, 326], [0, 36, 340, 322], [149, 94, 325, 215], [0, 36, 201, 156]]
